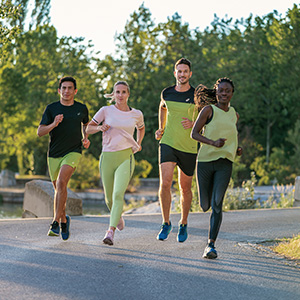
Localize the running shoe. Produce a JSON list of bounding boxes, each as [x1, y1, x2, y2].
[[103, 229, 114, 245], [47, 221, 60, 236], [61, 215, 71, 241], [116, 216, 125, 231], [177, 223, 188, 243], [157, 222, 172, 240], [203, 242, 218, 259]]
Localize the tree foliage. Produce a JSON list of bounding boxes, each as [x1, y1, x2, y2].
[[0, 2, 299, 185]]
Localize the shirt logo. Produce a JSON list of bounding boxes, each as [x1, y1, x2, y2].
[[77, 112, 81, 116], [186, 98, 190, 102]]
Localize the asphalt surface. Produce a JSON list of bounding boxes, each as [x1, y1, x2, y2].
[[0, 208, 299, 300]]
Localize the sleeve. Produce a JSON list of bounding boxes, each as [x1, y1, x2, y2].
[[39, 105, 53, 125], [92, 106, 105, 125], [83, 104, 89, 124], [136, 110, 145, 129]]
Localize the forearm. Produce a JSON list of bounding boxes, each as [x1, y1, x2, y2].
[[82, 124, 89, 139], [86, 123, 102, 135], [158, 106, 167, 130], [136, 127, 145, 145], [37, 124, 55, 137]]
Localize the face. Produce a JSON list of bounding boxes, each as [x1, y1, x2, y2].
[[174, 64, 192, 85], [114, 84, 130, 105], [58, 81, 77, 102], [216, 82, 233, 105]]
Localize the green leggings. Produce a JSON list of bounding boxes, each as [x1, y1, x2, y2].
[[99, 148, 135, 228]]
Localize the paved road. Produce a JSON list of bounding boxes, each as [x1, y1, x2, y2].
[[0, 208, 299, 300]]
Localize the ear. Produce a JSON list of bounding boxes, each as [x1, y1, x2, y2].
[[74, 89, 78, 95]]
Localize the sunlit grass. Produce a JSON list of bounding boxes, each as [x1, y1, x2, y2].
[[272, 235, 300, 260]]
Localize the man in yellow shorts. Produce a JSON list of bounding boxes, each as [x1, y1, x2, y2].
[[37, 76, 90, 240]]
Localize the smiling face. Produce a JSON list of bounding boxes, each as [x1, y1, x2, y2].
[[58, 81, 77, 104], [114, 83, 130, 105], [216, 81, 234, 106], [174, 63, 192, 85]]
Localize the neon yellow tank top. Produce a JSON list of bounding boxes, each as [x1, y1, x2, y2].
[[197, 105, 238, 162]]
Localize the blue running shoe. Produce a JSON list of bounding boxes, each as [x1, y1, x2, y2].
[[61, 215, 71, 241], [177, 223, 188, 243], [203, 242, 218, 259], [47, 221, 60, 236], [157, 222, 172, 240]]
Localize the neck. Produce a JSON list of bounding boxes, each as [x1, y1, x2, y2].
[[175, 82, 190, 92], [60, 99, 74, 106], [115, 102, 130, 111], [216, 103, 229, 112]]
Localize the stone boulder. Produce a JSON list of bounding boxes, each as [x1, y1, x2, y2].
[[22, 180, 82, 218], [294, 176, 300, 207]]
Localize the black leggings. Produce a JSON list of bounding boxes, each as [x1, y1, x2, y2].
[[196, 158, 232, 241]]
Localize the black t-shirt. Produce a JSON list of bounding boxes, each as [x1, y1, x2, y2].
[[40, 101, 89, 158]]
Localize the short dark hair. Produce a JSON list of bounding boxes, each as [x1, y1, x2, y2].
[[174, 58, 192, 71], [59, 76, 77, 89]]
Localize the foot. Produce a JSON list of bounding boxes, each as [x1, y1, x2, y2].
[[203, 242, 218, 259], [61, 215, 71, 241], [103, 229, 114, 245], [177, 223, 188, 243], [157, 222, 172, 241], [116, 216, 125, 231], [47, 221, 60, 236]]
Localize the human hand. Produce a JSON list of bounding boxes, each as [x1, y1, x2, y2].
[[212, 138, 227, 148], [155, 128, 164, 140], [82, 138, 90, 149], [53, 114, 63, 127], [236, 146, 243, 156], [181, 117, 193, 129], [97, 124, 110, 132]]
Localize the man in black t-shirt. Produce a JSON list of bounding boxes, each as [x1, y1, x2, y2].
[[38, 76, 90, 240]]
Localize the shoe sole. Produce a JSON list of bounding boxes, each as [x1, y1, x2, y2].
[[48, 230, 59, 237], [103, 238, 113, 246], [177, 235, 188, 243], [203, 252, 217, 259]]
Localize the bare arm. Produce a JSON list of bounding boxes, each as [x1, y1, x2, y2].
[[86, 120, 110, 135], [37, 114, 63, 137], [191, 106, 226, 148], [136, 125, 145, 152], [155, 100, 167, 140], [82, 122, 90, 149]]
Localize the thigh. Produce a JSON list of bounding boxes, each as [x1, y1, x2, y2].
[[159, 161, 176, 187], [196, 161, 214, 211], [56, 164, 76, 187], [178, 168, 193, 192], [212, 159, 232, 208], [114, 154, 135, 194]]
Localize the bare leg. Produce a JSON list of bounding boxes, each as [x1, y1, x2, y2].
[[158, 162, 176, 224], [178, 168, 193, 225], [53, 164, 75, 223]]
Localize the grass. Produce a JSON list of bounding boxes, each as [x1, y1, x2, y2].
[[272, 235, 300, 261]]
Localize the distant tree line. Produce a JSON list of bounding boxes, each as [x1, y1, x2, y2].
[[1, 0, 299, 185]]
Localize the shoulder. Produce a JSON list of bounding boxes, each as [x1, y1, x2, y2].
[[74, 100, 87, 109], [131, 107, 143, 116], [161, 85, 176, 97]]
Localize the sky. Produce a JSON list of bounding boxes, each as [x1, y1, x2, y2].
[[47, 0, 298, 58]]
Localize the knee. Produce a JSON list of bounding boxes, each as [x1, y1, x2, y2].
[[56, 178, 68, 191], [201, 203, 210, 212], [160, 178, 173, 191]]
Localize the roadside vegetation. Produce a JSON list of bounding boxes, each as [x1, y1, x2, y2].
[[272, 235, 300, 262]]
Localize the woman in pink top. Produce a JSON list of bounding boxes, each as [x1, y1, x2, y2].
[[87, 81, 145, 245]]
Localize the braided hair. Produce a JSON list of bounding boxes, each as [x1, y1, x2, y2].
[[194, 77, 234, 111]]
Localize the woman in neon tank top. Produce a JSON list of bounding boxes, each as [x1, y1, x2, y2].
[[191, 78, 242, 259], [86, 81, 145, 245]]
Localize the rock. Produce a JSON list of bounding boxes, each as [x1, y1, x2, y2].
[[0, 170, 16, 187], [294, 176, 300, 207], [22, 180, 82, 218]]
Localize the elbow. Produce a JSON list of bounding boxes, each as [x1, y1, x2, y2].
[[190, 130, 196, 140]]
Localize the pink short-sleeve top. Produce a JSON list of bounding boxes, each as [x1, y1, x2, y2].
[[92, 105, 144, 153]]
